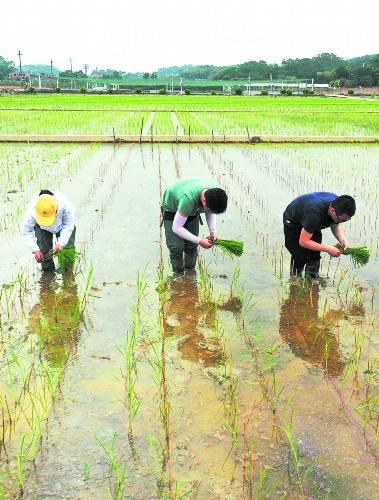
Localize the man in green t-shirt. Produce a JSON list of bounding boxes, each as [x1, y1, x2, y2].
[[161, 178, 228, 273]]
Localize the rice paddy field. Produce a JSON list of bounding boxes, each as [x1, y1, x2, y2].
[[0, 94, 378, 137], [0, 95, 378, 499]]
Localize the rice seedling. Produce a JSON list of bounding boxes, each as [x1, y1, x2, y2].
[[95, 432, 127, 500], [223, 370, 240, 452], [279, 417, 307, 493], [257, 465, 272, 499], [56, 247, 77, 273], [342, 331, 366, 383], [16, 433, 26, 494], [84, 462, 90, 481], [336, 245, 370, 268], [118, 304, 141, 437], [213, 239, 244, 257], [197, 257, 214, 305]]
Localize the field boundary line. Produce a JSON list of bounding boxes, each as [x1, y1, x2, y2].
[[0, 134, 378, 143], [0, 108, 379, 114]]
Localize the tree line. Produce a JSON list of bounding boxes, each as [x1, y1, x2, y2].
[[1, 53, 378, 87]]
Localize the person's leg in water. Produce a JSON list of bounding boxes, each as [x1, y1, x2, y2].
[[184, 216, 200, 272], [284, 223, 321, 278], [284, 223, 306, 277], [164, 219, 185, 274], [34, 225, 55, 272], [304, 231, 322, 279]]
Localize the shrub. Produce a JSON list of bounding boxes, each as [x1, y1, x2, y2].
[[55, 87, 61, 93], [234, 87, 243, 95], [80, 87, 87, 93], [159, 88, 167, 95], [261, 89, 268, 96], [302, 88, 314, 96], [210, 90, 216, 95], [28, 87, 35, 93], [184, 89, 191, 95], [135, 88, 142, 94], [280, 88, 292, 96], [107, 86, 114, 94], [348, 89, 354, 95]]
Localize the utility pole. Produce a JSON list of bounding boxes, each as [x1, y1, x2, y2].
[[83, 64, 89, 75], [50, 59, 53, 89], [70, 57, 73, 73], [17, 49, 23, 88]]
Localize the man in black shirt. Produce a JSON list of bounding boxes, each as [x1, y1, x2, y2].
[[283, 193, 356, 278]]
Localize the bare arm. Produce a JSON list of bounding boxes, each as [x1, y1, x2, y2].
[[299, 229, 341, 257], [330, 224, 348, 249]]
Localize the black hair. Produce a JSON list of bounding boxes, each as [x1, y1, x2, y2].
[[331, 195, 356, 217], [204, 188, 228, 214], [39, 189, 54, 196]]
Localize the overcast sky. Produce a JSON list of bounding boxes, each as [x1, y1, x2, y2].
[[1, 0, 378, 72]]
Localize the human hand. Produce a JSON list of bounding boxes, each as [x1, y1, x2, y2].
[[199, 238, 213, 249], [339, 238, 349, 250], [327, 246, 341, 258], [34, 250, 43, 262], [209, 233, 218, 242], [54, 244, 63, 253]]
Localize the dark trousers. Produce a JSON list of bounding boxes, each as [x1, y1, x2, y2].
[[283, 221, 321, 276], [34, 226, 76, 272], [163, 216, 199, 273]]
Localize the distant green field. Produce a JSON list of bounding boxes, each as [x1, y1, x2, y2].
[[0, 95, 378, 136], [1, 94, 379, 111]]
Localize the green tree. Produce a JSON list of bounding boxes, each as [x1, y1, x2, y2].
[[0, 56, 16, 79], [143, 72, 150, 79]]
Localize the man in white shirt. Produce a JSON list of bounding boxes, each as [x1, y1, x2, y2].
[[21, 189, 76, 272]]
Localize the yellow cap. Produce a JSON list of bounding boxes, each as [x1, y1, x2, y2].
[[35, 194, 58, 226]]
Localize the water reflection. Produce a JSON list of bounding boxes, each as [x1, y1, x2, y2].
[[279, 279, 350, 377], [165, 274, 223, 366], [28, 271, 81, 368]]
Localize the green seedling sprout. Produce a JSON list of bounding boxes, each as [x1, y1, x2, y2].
[[336, 244, 370, 268], [213, 239, 244, 257]]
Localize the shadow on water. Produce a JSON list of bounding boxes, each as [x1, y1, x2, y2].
[[279, 278, 365, 377], [165, 273, 223, 367], [28, 271, 81, 368]]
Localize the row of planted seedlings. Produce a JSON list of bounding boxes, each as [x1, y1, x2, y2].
[[0, 110, 152, 136], [2, 94, 379, 112], [195, 257, 321, 498], [0, 143, 99, 233], [100, 258, 255, 498], [0, 250, 93, 497]]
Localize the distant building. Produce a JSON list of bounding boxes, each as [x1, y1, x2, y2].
[[9, 72, 30, 79], [90, 70, 104, 79]]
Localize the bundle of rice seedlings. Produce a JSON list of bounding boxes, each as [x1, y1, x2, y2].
[[336, 244, 370, 268], [213, 239, 244, 257], [57, 247, 77, 272]]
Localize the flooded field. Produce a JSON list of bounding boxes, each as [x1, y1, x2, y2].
[[0, 143, 378, 499]]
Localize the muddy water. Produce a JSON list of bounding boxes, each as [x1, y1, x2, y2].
[[0, 144, 378, 499]]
